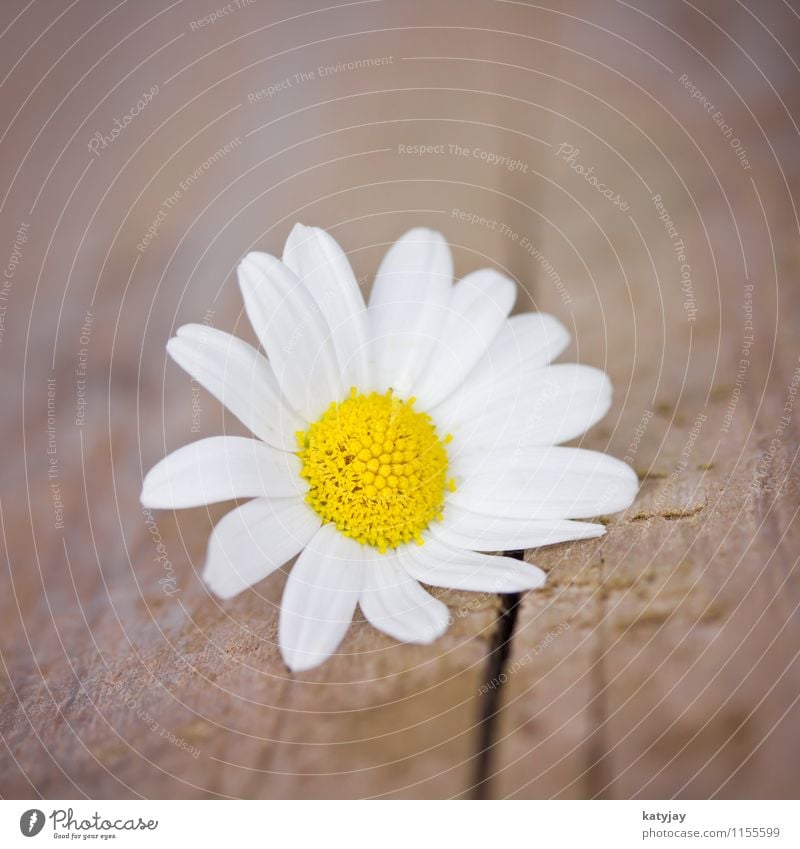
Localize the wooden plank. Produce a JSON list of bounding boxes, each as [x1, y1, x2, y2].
[[492, 0, 800, 797], [0, 295, 507, 797]]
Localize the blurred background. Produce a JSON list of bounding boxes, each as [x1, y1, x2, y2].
[[1, 0, 799, 798]]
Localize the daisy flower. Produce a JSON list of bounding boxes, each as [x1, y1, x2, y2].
[[141, 225, 637, 671]]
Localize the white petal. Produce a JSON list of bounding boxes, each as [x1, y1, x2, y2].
[[449, 447, 638, 519], [359, 551, 449, 644], [412, 268, 516, 409], [431, 508, 605, 552], [279, 524, 364, 671], [238, 251, 340, 421], [436, 363, 612, 451], [465, 312, 570, 391], [400, 536, 546, 592], [282, 224, 370, 390], [167, 324, 303, 450], [140, 436, 304, 508], [203, 497, 321, 599], [367, 228, 453, 396]]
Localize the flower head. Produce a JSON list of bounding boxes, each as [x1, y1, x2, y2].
[[141, 225, 637, 671]]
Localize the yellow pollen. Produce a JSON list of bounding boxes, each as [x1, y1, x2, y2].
[[297, 388, 453, 553]]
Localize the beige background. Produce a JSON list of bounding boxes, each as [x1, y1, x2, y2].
[[1, 0, 799, 798]]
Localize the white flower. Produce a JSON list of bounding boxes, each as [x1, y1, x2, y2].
[[141, 225, 637, 671]]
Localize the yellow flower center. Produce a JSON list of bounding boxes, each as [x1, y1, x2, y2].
[[297, 388, 455, 553]]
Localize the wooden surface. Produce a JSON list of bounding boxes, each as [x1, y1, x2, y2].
[[1, 0, 799, 799]]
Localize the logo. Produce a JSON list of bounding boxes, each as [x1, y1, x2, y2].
[[19, 809, 45, 837]]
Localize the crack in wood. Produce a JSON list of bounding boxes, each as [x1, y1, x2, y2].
[[585, 582, 611, 799], [470, 550, 524, 800], [630, 502, 706, 522]]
